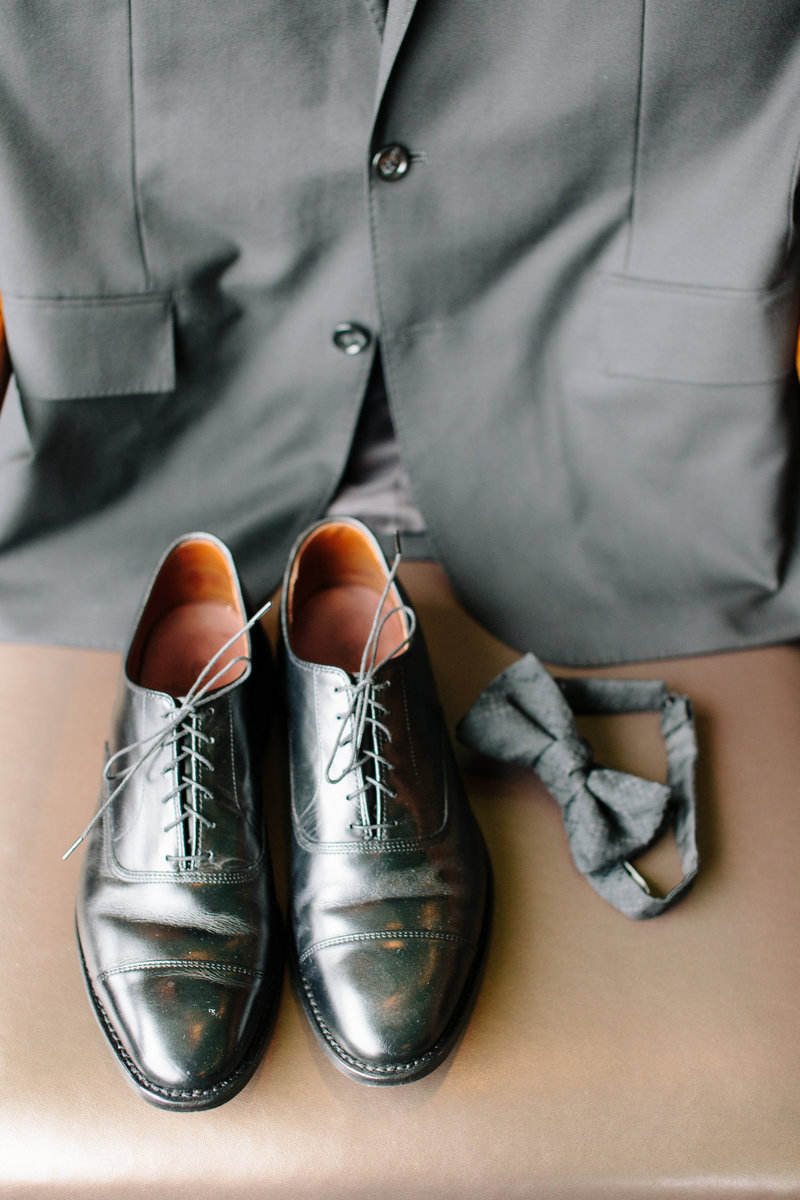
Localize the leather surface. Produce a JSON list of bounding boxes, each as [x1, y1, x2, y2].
[[282, 522, 489, 1080], [74, 536, 283, 1108], [1, 562, 799, 1194]]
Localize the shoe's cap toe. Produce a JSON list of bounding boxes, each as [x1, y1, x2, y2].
[[301, 934, 474, 1081], [97, 964, 270, 1106]]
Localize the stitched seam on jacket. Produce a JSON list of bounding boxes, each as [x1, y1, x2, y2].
[[601, 274, 798, 300], [624, 0, 647, 272], [0, 293, 172, 306], [126, 0, 152, 286]]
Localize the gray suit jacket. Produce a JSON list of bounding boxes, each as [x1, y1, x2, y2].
[[0, 1, 799, 663]]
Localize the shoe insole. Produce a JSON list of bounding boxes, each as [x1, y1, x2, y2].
[[292, 583, 406, 674], [137, 601, 246, 698]]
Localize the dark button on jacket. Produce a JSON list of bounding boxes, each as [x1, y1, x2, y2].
[[332, 323, 373, 355], [372, 145, 411, 181]]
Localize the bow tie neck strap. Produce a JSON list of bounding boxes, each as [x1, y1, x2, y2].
[[456, 654, 699, 920]]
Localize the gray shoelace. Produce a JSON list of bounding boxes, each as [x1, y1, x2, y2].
[[62, 600, 271, 862], [325, 553, 416, 839], [160, 708, 217, 867]]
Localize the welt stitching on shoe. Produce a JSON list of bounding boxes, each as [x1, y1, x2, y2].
[[298, 928, 474, 967], [228, 709, 239, 813], [300, 975, 434, 1075], [105, 817, 266, 883], [82, 947, 274, 1105], [293, 844, 494, 1080], [293, 818, 447, 853], [295, 853, 492, 1079], [299, 968, 455, 1077], [110, 863, 263, 884], [287, 668, 325, 830], [97, 959, 264, 984], [297, 835, 435, 854], [101, 704, 263, 882], [400, 674, 419, 782], [292, 671, 448, 849]]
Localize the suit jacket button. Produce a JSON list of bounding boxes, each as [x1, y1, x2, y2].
[[372, 144, 411, 181], [332, 323, 372, 355]]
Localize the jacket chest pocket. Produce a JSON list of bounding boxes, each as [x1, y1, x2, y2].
[[600, 277, 800, 386], [602, 3, 800, 386]]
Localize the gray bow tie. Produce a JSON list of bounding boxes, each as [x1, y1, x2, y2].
[[457, 654, 699, 919]]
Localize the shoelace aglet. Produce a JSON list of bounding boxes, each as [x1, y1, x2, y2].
[[62, 835, 84, 862]]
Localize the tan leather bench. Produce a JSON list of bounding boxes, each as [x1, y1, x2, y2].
[[2, 566, 799, 1198], [1, 305, 799, 1197]]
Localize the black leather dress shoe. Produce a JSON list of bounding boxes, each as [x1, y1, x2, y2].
[[281, 518, 491, 1085], [72, 533, 283, 1110]]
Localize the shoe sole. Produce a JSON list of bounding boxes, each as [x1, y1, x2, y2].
[[291, 839, 494, 1086], [76, 920, 284, 1112]]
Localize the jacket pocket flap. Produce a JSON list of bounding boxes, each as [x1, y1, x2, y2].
[[601, 276, 799, 385], [2, 294, 175, 400]]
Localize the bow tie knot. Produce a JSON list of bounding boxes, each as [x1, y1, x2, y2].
[[457, 653, 698, 918]]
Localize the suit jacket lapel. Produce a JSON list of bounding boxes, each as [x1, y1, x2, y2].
[[373, 0, 419, 115]]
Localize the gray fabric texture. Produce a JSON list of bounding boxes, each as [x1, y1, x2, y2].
[[0, 2, 799, 662], [328, 350, 427, 536], [457, 654, 699, 919]]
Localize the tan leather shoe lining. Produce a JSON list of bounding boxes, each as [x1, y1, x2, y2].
[[127, 539, 247, 697], [288, 522, 407, 673]]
